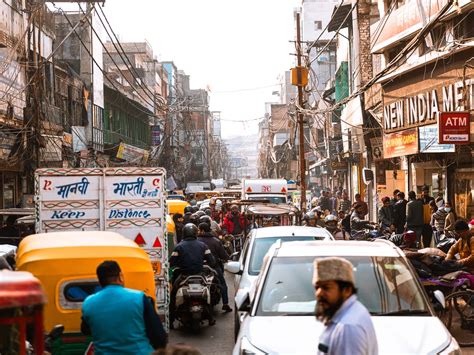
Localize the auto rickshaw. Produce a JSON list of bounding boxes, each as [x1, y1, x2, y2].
[[166, 199, 190, 254], [16, 231, 156, 354], [0, 270, 46, 354], [243, 202, 301, 230], [194, 191, 221, 202]]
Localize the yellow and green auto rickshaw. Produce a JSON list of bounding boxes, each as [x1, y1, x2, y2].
[[16, 231, 156, 354]]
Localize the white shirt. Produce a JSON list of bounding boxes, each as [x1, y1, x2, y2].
[[317, 295, 378, 355]]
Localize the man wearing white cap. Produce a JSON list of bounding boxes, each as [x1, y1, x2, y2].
[[313, 257, 378, 355]]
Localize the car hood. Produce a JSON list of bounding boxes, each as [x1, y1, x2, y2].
[[237, 316, 451, 354]]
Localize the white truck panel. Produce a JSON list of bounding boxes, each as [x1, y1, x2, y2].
[[35, 167, 169, 327]]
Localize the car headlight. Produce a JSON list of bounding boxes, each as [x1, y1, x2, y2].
[[439, 337, 461, 355], [240, 336, 267, 355]]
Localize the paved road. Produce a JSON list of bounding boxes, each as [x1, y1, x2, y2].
[[168, 272, 236, 354], [168, 271, 474, 354]]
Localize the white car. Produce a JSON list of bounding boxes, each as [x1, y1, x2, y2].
[[233, 240, 460, 355], [226, 226, 334, 338]]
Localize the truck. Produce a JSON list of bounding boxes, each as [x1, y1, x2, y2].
[[35, 167, 169, 327], [241, 178, 288, 204]]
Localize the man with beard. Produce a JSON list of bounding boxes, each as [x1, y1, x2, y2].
[[313, 257, 378, 355]]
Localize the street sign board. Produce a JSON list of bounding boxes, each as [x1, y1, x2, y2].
[[438, 112, 470, 144], [383, 128, 418, 158]]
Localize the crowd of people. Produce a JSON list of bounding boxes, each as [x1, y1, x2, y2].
[[307, 186, 473, 250]]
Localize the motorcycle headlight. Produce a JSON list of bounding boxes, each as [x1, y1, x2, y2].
[[439, 337, 461, 355], [240, 336, 267, 355]]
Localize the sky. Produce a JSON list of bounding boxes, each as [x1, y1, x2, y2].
[[97, 0, 301, 139]]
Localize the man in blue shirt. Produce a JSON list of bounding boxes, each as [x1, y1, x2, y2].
[[313, 257, 378, 355], [81, 261, 167, 354]]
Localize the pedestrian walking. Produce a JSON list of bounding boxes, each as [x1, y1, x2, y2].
[[390, 189, 400, 206], [443, 201, 457, 237], [81, 260, 167, 353], [318, 191, 331, 213], [338, 192, 351, 214], [352, 194, 368, 217], [406, 191, 424, 247], [420, 185, 435, 247], [378, 196, 394, 230], [430, 200, 447, 243], [393, 191, 407, 234], [313, 257, 378, 355]]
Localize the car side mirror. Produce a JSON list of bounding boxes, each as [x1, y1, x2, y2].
[[236, 289, 251, 313], [225, 261, 242, 275], [433, 290, 445, 309], [230, 251, 240, 261]]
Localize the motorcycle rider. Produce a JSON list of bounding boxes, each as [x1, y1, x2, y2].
[[200, 215, 222, 237], [324, 215, 344, 240], [350, 202, 377, 240], [183, 206, 193, 224], [305, 211, 325, 228], [197, 222, 232, 313], [222, 205, 245, 236], [169, 223, 216, 328]]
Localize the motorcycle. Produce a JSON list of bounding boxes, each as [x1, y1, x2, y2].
[[174, 265, 220, 331]]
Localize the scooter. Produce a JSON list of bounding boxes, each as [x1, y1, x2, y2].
[[174, 271, 214, 331]]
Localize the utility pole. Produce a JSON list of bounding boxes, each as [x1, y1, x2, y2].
[[295, 11, 307, 211]]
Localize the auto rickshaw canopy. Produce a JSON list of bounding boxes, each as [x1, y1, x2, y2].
[[166, 199, 190, 215], [0, 270, 45, 309]]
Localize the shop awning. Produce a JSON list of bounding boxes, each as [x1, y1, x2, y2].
[[309, 158, 329, 170], [328, 2, 353, 32]]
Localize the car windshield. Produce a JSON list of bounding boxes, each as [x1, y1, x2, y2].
[[248, 237, 326, 275], [248, 196, 286, 204], [256, 256, 429, 316]]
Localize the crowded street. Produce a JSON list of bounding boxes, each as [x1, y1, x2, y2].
[[1, 0, 474, 354]]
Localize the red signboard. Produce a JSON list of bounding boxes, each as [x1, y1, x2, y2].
[[438, 112, 471, 144], [383, 128, 418, 159]]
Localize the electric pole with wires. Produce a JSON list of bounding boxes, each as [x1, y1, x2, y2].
[[291, 11, 309, 211]]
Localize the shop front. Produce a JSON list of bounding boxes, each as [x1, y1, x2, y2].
[[454, 169, 474, 220], [381, 51, 473, 210]]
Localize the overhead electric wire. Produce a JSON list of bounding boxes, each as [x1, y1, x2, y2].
[[76, 4, 159, 112], [303, 0, 456, 117], [93, 5, 166, 109], [55, 6, 165, 122]]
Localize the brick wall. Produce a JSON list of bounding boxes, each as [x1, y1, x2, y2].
[[357, 0, 373, 85]]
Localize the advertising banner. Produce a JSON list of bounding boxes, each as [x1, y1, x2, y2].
[[383, 128, 418, 158], [370, 137, 384, 161], [419, 124, 455, 153]]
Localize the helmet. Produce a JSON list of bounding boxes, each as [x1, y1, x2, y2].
[[324, 215, 338, 223], [199, 215, 212, 225], [195, 211, 206, 218], [191, 206, 199, 213], [182, 223, 198, 239], [204, 208, 212, 216], [305, 212, 316, 220], [189, 213, 200, 225], [184, 206, 193, 214]]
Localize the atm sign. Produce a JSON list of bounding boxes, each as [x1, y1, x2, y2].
[[438, 112, 471, 144]]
